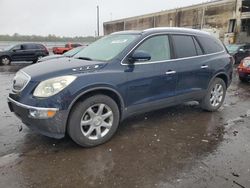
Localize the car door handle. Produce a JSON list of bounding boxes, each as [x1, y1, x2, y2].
[[201, 65, 208, 69], [165, 70, 176, 75]]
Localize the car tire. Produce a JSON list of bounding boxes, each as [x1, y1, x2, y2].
[[68, 95, 120, 147], [0, 56, 11, 66], [201, 78, 226, 112], [32, 56, 43, 64]]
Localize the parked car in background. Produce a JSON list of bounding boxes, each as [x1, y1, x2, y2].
[[8, 28, 233, 147], [52, 43, 82, 54], [0, 43, 49, 65], [238, 57, 250, 82], [38, 46, 85, 63], [226, 43, 250, 64]]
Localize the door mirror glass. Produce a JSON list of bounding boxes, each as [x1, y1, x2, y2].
[[129, 50, 151, 63]]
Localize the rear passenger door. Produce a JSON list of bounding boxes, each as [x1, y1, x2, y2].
[[124, 34, 178, 113], [171, 35, 212, 100], [23, 44, 37, 61], [10, 45, 25, 61]]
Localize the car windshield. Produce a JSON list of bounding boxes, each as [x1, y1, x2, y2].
[[4, 44, 16, 51], [74, 34, 140, 61], [226, 44, 241, 53], [63, 47, 84, 57]]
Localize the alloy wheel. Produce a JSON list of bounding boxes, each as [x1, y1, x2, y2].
[[2, 57, 10, 65], [210, 83, 224, 107], [80, 103, 113, 140]]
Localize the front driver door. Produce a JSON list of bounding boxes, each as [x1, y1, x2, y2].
[[10, 45, 24, 61], [123, 34, 177, 114]]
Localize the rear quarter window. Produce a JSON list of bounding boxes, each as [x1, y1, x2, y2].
[[197, 36, 224, 54], [72, 44, 81, 48], [36, 44, 46, 50]]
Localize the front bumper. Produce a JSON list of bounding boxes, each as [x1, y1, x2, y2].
[[238, 68, 250, 80], [239, 72, 250, 80], [8, 97, 68, 139]]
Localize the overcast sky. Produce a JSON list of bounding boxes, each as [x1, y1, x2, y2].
[[0, 0, 206, 37]]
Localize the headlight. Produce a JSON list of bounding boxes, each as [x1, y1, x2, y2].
[[33, 75, 76, 97], [243, 59, 250, 67]]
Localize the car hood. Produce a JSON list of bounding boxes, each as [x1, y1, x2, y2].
[[22, 57, 107, 81], [0, 50, 7, 53], [38, 54, 63, 62], [229, 52, 236, 56]]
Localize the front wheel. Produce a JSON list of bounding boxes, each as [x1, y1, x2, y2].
[[201, 78, 226, 112], [68, 95, 120, 147], [0, 56, 11, 65]]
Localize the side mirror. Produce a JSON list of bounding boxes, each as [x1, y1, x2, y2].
[[129, 50, 151, 63]]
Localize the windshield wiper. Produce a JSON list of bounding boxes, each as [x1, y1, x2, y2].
[[76, 57, 93, 61]]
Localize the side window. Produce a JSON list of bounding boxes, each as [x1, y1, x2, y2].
[[23, 44, 36, 50], [36, 44, 42, 49], [12, 45, 22, 50], [172, 35, 197, 58], [197, 36, 224, 54], [22, 44, 29, 50], [134, 35, 171, 62], [72, 44, 81, 48], [193, 37, 203, 55]]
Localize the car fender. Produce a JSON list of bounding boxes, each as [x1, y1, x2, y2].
[[67, 84, 125, 114], [208, 70, 229, 88]]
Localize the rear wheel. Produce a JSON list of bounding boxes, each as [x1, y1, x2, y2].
[[33, 55, 43, 63], [0, 56, 11, 65], [201, 78, 226, 112], [68, 95, 120, 147]]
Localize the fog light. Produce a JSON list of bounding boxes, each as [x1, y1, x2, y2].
[[29, 109, 57, 119]]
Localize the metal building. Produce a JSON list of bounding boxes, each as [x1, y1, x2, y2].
[[103, 0, 250, 44]]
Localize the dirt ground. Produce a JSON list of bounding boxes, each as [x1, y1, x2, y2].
[[0, 63, 249, 188]]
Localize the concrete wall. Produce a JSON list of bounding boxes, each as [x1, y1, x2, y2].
[[103, 0, 237, 41]]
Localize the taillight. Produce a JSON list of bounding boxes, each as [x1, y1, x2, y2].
[[44, 47, 49, 54]]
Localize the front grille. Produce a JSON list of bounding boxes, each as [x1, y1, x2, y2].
[[12, 71, 30, 92]]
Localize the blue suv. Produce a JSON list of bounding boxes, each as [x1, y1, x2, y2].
[[8, 28, 233, 147]]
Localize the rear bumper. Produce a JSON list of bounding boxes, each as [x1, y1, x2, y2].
[[8, 97, 67, 139]]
